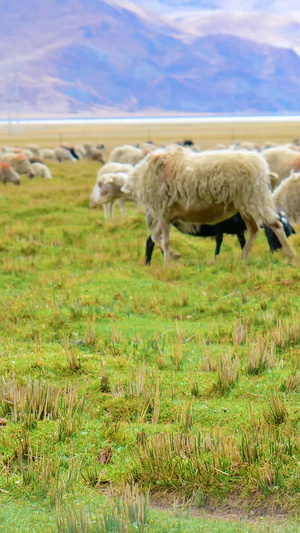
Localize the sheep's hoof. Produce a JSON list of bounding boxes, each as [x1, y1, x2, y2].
[[169, 249, 181, 261], [287, 253, 296, 266]]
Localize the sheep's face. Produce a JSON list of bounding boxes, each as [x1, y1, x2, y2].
[[97, 181, 120, 204], [9, 170, 21, 185], [27, 167, 35, 178], [89, 184, 101, 208]]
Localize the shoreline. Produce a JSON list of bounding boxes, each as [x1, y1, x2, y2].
[[1, 114, 300, 126]]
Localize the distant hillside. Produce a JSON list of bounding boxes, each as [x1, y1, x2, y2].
[[1, 0, 300, 117]]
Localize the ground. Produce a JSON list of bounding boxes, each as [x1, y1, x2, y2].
[[0, 121, 299, 532]]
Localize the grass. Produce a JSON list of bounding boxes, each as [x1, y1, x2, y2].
[[0, 139, 300, 532]]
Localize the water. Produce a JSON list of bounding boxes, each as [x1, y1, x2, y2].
[[1, 115, 300, 126]]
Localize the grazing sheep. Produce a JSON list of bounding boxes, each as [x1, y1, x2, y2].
[[40, 148, 57, 161], [54, 147, 76, 163], [136, 142, 156, 152], [90, 173, 128, 218], [89, 163, 133, 220], [1, 153, 35, 178], [31, 162, 52, 179], [122, 148, 295, 264], [272, 172, 300, 224], [0, 162, 21, 185], [1, 146, 21, 154], [74, 144, 87, 159], [22, 148, 34, 159], [262, 147, 300, 182], [264, 212, 295, 252], [145, 212, 295, 264], [84, 144, 105, 163], [26, 144, 40, 157], [60, 146, 81, 160], [109, 145, 150, 166]]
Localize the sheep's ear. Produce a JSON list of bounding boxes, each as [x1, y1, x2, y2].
[[269, 171, 279, 184], [121, 183, 130, 193]]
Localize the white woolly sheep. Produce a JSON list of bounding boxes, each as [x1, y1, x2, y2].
[[121, 148, 296, 264], [84, 144, 105, 163], [22, 149, 34, 159], [31, 162, 52, 179], [273, 172, 300, 224], [54, 147, 76, 163], [26, 144, 40, 157], [91, 172, 129, 218], [74, 144, 86, 159], [40, 149, 57, 161], [262, 147, 300, 182], [109, 145, 150, 166], [90, 162, 133, 220], [0, 162, 21, 185], [1, 153, 35, 178]]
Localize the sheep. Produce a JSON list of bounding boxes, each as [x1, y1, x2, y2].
[[0, 162, 21, 185], [84, 144, 105, 163], [89, 162, 133, 220], [121, 148, 296, 264], [262, 147, 300, 182], [22, 148, 34, 159], [74, 144, 87, 159], [145, 212, 295, 264], [109, 145, 149, 166], [26, 144, 40, 157], [60, 146, 81, 160], [272, 172, 300, 224], [40, 148, 57, 161], [31, 162, 52, 179], [90, 173, 129, 219], [1, 153, 35, 178], [54, 147, 76, 163]]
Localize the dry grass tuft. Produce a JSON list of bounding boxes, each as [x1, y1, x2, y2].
[[263, 394, 287, 426], [214, 353, 240, 394], [246, 335, 275, 375]]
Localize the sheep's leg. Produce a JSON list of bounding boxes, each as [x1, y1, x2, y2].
[[110, 201, 114, 220], [145, 236, 156, 265], [151, 223, 161, 241], [237, 232, 246, 250], [241, 218, 260, 260], [215, 231, 223, 256], [103, 204, 109, 221], [119, 199, 126, 217], [161, 222, 170, 264], [266, 220, 296, 263]]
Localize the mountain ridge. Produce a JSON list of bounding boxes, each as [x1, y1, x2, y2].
[[1, 0, 300, 117]]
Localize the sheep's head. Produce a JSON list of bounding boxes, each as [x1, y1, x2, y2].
[[8, 168, 21, 185], [89, 183, 101, 208], [269, 171, 279, 189], [27, 167, 35, 178], [97, 173, 128, 204]]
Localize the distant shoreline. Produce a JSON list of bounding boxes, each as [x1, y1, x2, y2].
[[1, 115, 300, 126]]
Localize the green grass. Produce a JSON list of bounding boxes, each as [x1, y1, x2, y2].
[[0, 159, 300, 532]]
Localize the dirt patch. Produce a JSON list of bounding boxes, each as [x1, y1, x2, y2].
[[149, 492, 296, 525]]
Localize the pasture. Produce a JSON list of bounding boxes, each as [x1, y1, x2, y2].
[[0, 123, 300, 532]]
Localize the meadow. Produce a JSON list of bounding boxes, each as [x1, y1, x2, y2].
[[0, 123, 300, 532]]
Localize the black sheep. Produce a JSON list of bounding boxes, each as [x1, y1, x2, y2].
[[145, 213, 295, 265]]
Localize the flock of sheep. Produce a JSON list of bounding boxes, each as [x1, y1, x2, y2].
[[89, 141, 300, 265], [0, 143, 105, 185], [1, 138, 299, 265]]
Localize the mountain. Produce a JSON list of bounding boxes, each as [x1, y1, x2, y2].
[[1, 0, 300, 118]]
